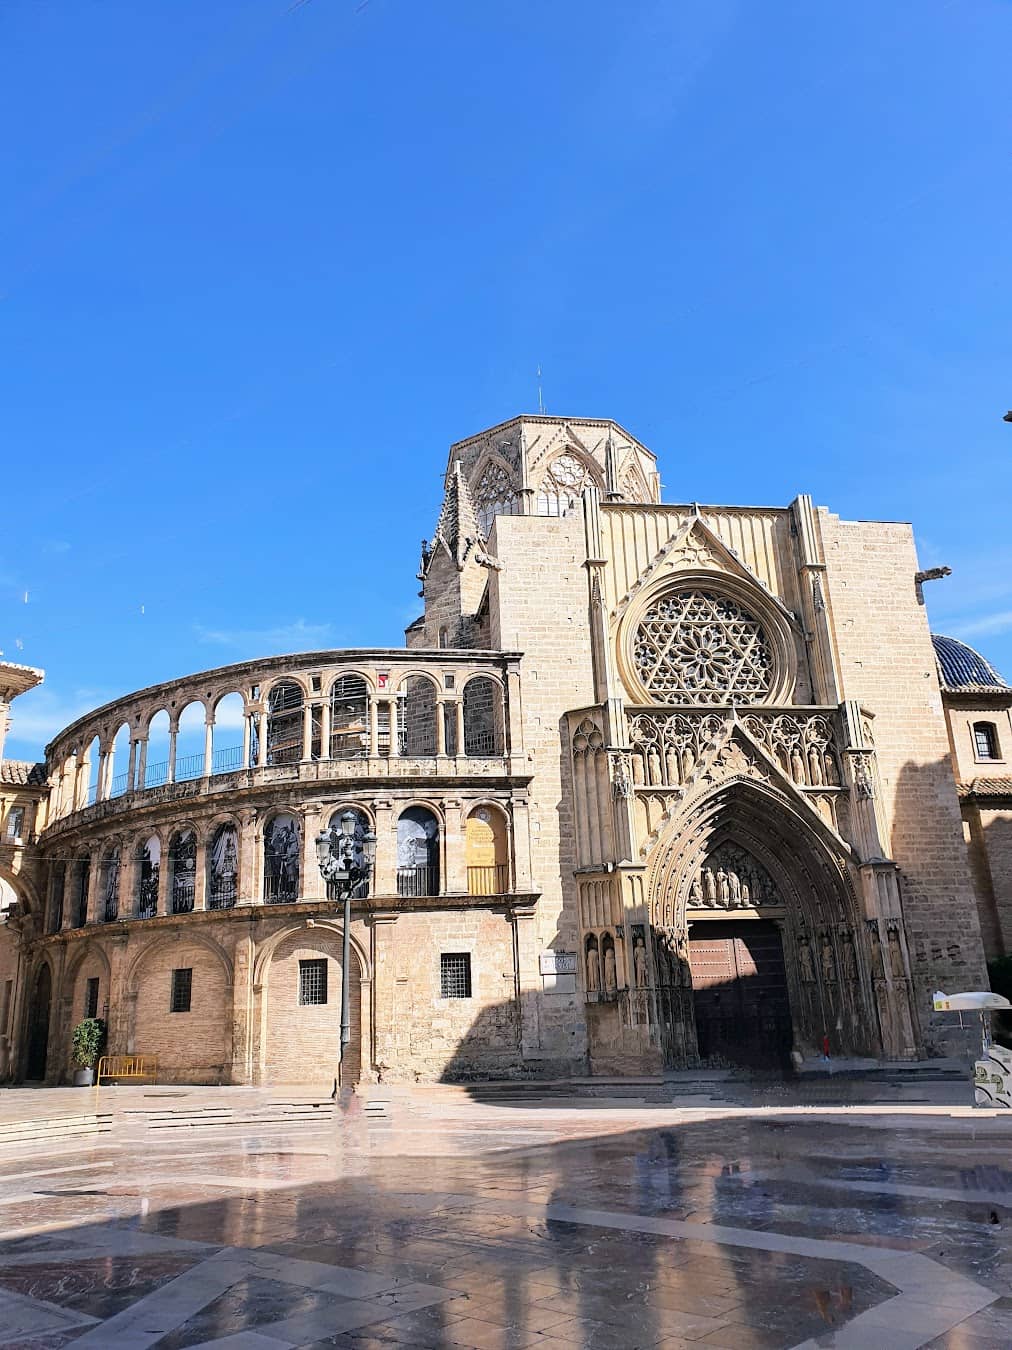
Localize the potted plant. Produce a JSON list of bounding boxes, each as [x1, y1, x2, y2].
[[71, 1017, 106, 1086]]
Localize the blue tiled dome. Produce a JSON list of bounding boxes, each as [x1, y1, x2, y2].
[[932, 634, 1009, 692]]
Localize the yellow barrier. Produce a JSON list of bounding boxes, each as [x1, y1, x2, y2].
[[96, 1054, 158, 1086]]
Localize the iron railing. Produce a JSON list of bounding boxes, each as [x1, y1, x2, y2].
[[264, 874, 300, 904], [109, 772, 130, 798], [145, 760, 168, 789], [212, 743, 244, 774], [172, 879, 195, 913], [467, 864, 509, 896], [463, 729, 499, 758], [397, 864, 440, 898], [175, 751, 204, 783], [207, 880, 237, 910]]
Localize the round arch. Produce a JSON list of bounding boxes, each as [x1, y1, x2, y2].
[[0, 862, 41, 918]]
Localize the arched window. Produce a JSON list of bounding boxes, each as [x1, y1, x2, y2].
[[267, 683, 304, 766], [85, 735, 100, 806], [175, 701, 206, 781], [170, 829, 197, 913], [137, 835, 160, 918], [207, 824, 238, 909], [400, 676, 437, 756], [397, 806, 440, 897], [535, 452, 596, 517], [101, 845, 121, 921], [463, 677, 504, 757], [330, 675, 369, 759], [49, 861, 66, 934], [74, 856, 90, 927], [327, 807, 372, 898], [472, 458, 519, 538], [264, 813, 300, 903], [465, 806, 509, 895], [108, 723, 131, 798], [212, 693, 247, 774], [438, 626, 450, 649], [973, 721, 1001, 761], [145, 712, 170, 788]]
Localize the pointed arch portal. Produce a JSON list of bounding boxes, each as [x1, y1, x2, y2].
[[647, 777, 881, 1068]]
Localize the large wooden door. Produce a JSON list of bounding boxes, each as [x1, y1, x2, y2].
[[25, 965, 52, 1081], [689, 920, 792, 1069]]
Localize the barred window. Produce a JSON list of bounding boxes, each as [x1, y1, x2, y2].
[[973, 722, 1000, 761], [170, 968, 192, 1013], [440, 952, 472, 999], [299, 959, 328, 1006], [5, 806, 25, 843], [85, 977, 99, 1020]]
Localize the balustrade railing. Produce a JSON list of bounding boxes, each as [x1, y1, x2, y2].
[[397, 864, 440, 898], [264, 874, 301, 904], [175, 751, 204, 783], [467, 864, 509, 895], [207, 879, 237, 910]]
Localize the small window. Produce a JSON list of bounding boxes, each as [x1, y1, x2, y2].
[[85, 977, 99, 1020], [440, 952, 472, 999], [444, 673, 455, 690], [170, 968, 192, 1013], [5, 807, 25, 843], [299, 958, 328, 1006], [973, 722, 1000, 761]]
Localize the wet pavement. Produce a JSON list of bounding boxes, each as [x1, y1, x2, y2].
[[1, 1085, 1011, 1348]]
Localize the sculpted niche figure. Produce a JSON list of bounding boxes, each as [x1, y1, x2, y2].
[[821, 935, 837, 983], [603, 944, 617, 993], [633, 936, 648, 987], [798, 937, 816, 983], [689, 876, 702, 907], [888, 928, 905, 980], [702, 868, 717, 905], [716, 867, 730, 905], [586, 943, 601, 993], [728, 869, 741, 908], [841, 932, 858, 982]]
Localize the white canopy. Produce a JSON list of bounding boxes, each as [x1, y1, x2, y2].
[[933, 990, 1012, 1012]]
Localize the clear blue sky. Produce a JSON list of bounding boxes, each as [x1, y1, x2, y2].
[[3, 0, 1011, 761]]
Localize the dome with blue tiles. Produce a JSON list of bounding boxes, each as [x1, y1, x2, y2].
[[932, 633, 1009, 693]]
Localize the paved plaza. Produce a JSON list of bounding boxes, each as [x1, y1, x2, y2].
[[1, 1082, 1012, 1349]]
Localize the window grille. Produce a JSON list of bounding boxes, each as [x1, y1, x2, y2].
[[440, 952, 472, 999], [170, 968, 192, 1013], [299, 959, 328, 1006], [5, 807, 25, 842], [974, 722, 1000, 760], [85, 977, 99, 1020]]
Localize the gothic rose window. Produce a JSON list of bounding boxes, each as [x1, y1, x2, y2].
[[473, 460, 519, 539], [633, 590, 773, 704], [536, 452, 595, 517]]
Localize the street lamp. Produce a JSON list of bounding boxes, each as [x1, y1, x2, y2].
[[315, 811, 377, 1097]]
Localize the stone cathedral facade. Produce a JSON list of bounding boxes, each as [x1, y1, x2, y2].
[[0, 416, 993, 1084]]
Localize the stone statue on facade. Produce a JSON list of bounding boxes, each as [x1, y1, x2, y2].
[[586, 944, 601, 993], [604, 945, 617, 993], [821, 934, 837, 983], [841, 931, 858, 982], [888, 927, 905, 980], [798, 937, 815, 983], [633, 936, 648, 988]]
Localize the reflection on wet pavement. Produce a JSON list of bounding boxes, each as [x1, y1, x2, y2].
[[0, 1090, 1010, 1348]]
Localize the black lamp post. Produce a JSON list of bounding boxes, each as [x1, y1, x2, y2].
[[315, 811, 377, 1096]]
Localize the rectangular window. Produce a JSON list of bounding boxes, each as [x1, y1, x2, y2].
[[170, 968, 192, 1013], [299, 959, 328, 1005], [974, 723, 999, 760], [85, 977, 99, 1020], [5, 807, 25, 843], [440, 952, 472, 999]]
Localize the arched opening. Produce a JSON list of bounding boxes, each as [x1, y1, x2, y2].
[[264, 812, 300, 903], [397, 806, 440, 897], [136, 835, 160, 918], [262, 930, 363, 1085], [400, 675, 437, 757], [100, 844, 121, 922], [108, 723, 131, 798], [143, 711, 169, 788], [212, 693, 247, 774], [169, 829, 197, 913], [72, 855, 90, 927], [25, 963, 52, 1081], [648, 780, 879, 1069], [327, 808, 372, 897], [175, 701, 206, 782], [465, 806, 509, 895], [463, 677, 503, 757], [207, 824, 239, 910], [329, 675, 369, 759], [85, 735, 100, 806], [973, 721, 1001, 761], [266, 682, 303, 766], [47, 862, 66, 933]]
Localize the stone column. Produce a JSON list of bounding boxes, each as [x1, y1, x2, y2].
[[239, 813, 259, 905], [97, 748, 109, 801], [435, 698, 447, 756], [372, 800, 396, 897], [319, 700, 331, 760], [369, 696, 379, 757], [127, 738, 138, 794], [510, 907, 541, 1060], [203, 716, 214, 778], [241, 711, 251, 769], [85, 848, 101, 924], [443, 799, 465, 894], [510, 796, 533, 892], [156, 842, 171, 917], [455, 699, 466, 758], [136, 737, 148, 792], [367, 913, 398, 1079], [302, 805, 325, 899], [193, 835, 208, 911], [387, 698, 400, 756], [257, 710, 268, 768], [230, 932, 255, 1084], [167, 721, 178, 784], [301, 704, 313, 761], [505, 661, 523, 757]]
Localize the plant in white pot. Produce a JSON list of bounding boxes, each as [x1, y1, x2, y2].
[[71, 1017, 106, 1086]]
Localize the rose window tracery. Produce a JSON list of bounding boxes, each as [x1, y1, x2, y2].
[[472, 460, 519, 539], [633, 590, 773, 704], [536, 452, 595, 517]]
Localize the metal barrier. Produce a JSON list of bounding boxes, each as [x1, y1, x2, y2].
[[96, 1054, 158, 1086]]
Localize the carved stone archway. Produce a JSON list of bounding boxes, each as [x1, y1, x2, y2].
[[646, 777, 881, 1066]]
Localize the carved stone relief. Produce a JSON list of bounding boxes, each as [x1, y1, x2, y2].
[[687, 841, 781, 910]]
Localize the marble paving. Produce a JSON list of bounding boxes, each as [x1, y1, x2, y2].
[[1, 1087, 1011, 1348]]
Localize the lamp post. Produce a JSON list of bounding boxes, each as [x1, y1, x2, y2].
[[315, 811, 377, 1098]]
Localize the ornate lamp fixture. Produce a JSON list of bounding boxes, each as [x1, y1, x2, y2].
[[315, 811, 377, 1095]]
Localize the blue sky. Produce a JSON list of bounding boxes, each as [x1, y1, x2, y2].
[[3, 0, 1011, 761]]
